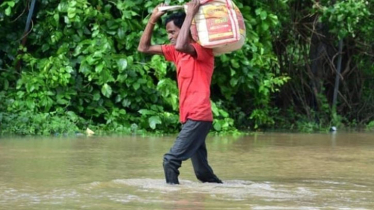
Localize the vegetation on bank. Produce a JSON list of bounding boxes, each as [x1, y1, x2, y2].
[[0, 0, 373, 135]]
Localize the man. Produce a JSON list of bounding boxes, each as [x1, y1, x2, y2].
[[137, 0, 222, 185]]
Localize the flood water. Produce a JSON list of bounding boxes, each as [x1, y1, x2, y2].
[[1, 132, 373, 210]]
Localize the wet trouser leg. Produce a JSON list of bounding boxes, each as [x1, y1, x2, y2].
[[191, 142, 222, 183], [163, 119, 222, 184]]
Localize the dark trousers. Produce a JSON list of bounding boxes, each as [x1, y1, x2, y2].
[[163, 119, 222, 184]]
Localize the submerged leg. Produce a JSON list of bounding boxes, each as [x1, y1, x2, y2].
[[163, 120, 213, 184], [163, 158, 181, 184], [191, 142, 222, 183]]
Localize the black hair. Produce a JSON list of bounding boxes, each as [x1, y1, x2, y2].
[[164, 12, 186, 29]]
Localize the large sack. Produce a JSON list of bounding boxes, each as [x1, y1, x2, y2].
[[190, 0, 246, 55], [159, 0, 246, 55]]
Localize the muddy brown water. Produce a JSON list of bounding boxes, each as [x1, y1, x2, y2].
[[1, 132, 373, 209]]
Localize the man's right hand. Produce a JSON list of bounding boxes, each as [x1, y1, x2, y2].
[[186, 0, 201, 17], [138, 3, 165, 55]]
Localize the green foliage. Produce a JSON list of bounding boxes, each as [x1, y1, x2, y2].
[[1, 0, 178, 134], [273, 0, 374, 131], [211, 1, 290, 130], [211, 100, 235, 132], [0, 108, 81, 135], [366, 121, 374, 131], [1, 0, 289, 135], [317, 0, 372, 39], [0, 0, 20, 17], [1, 0, 372, 135]]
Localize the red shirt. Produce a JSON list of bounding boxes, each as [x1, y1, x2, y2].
[[162, 43, 214, 123]]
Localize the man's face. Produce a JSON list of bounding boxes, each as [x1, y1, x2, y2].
[[166, 21, 180, 45]]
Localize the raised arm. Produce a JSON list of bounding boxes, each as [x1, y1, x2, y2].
[[137, 4, 166, 55], [174, 0, 200, 57]]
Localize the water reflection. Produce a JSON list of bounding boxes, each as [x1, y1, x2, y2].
[[0, 132, 374, 209]]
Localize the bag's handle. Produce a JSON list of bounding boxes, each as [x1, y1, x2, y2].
[[158, 0, 214, 11], [158, 5, 184, 12]]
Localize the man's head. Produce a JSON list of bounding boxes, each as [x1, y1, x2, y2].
[[164, 12, 186, 45]]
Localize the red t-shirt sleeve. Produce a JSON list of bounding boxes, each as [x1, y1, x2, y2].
[[162, 43, 213, 62], [191, 43, 213, 61], [161, 45, 176, 62]]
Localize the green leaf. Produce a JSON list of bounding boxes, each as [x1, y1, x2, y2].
[[241, 59, 250, 66], [255, 8, 262, 16], [66, 111, 79, 121], [230, 68, 236, 76], [122, 99, 131, 107], [70, 0, 77, 7], [26, 83, 35, 93], [115, 94, 122, 103], [93, 92, 101, 101], [118, 58, 128, 71], [101, 83, 112, 98], [337, 14, 345, 21], [231, 59, 240, 68], [5, 7, 11, 16], [213, 121, 222, 131], [79, 63, 90, 74], [53, 13, 60, 26], [57, 2, 68, 12], [68, 10, 76, 19], [26, 100, 35, 109], [95, 64, 104, 73], [211, 102, 220, 116], [3, 80, 9, 90], [133, 82, 140, 90], [139, 109, 156, 116], [219, 110, 229, 118], [118, 28, 125, 39], [260, 11, 267, 20], [42, 44, 50, 52], [57, 98, 69, 105], [7, 2, 16, 7], [148, 116, 161, 129], [261, 23, 269, 31], [230, 78, 238, 87]]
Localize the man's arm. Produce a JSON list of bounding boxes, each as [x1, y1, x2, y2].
[[137, 4, 166, 55], [174, 0, 200, 57]]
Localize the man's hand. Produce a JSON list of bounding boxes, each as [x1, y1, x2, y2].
[[137, 3, 166, 55], [186, 0, 201, 17], [150, 3, 168, 22]]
